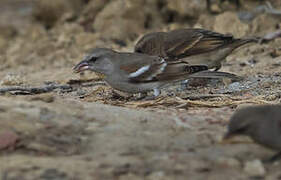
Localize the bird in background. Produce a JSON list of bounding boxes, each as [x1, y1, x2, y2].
[[73, 48, 209, 98], [135, 28, 258, 71], [224, 105, 281, 162]]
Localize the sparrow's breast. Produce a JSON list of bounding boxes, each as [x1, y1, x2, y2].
[[105, 76, 163, 94]]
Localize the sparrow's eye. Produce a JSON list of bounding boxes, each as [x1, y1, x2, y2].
[[89, 57, 97, 62], [86, 55, 98, 63]]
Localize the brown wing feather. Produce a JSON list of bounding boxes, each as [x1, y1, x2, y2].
[[134, 32, 166, 56], [123, 56, 167, 82], [138, 59, 208, 82], [165, 29, 235, 59], [156, 62, 208, 81]]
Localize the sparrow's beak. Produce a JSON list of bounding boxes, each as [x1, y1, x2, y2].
[[220, 132, 252, 144], [223, 132, 233, 140], [73, 60, 90, 73], [219, 132, 235, 144]]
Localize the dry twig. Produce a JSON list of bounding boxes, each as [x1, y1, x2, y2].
[[0, 84, 72, 95]]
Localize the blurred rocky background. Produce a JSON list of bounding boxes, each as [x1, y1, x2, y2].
[[1, 0, 281, 179]]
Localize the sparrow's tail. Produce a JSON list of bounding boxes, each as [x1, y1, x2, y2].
[[189, 71, 242, 81], [157, 64, 208, 81], [188, 65, 209, 74], [232, 37, 259, 49]]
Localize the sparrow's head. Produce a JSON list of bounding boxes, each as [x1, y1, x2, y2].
[[224, 105, 281, 149], [73, 48, 116, 75], [224, 106, 258, 140]]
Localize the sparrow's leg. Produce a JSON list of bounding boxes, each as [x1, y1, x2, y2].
[[138, 89, 161, 101], [214, 63, 222, 71]]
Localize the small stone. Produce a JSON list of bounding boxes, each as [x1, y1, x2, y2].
[[119, 173, 143, 180], [214, 12, 250, 37], [26, 142, 57, 154], [29, 94, 55, 103], [265, 94, 278, 101], [0, 130, 19, 150], [227, 82, 242, 92], [76, 89, 87, 96], [93, 0, 146, 41], [12, 106, 41, 121], [251, 14, 280, 34], [166, 0, 206, 18], [146, 171, 166, 180], [244, 159, 266, 177], [216, 157, 241, 168], [84, 122, 100, 133], [209, 3, 222, 14], [261, 81, 271, 88], [32, 0, 83, 28], [270, 48, 281, 58]]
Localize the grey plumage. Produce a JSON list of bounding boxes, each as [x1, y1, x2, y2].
[[224, 105, 281, 161], [73, 48, 208, 96]]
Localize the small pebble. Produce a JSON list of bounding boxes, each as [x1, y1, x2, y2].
[[0, 130, 19, 150], [228, 82, 242, 92], [29, 94, 55, 103], [244, 159, 266, 177], [217, 157, 241, 168]]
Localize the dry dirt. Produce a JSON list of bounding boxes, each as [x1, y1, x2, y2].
[[1, 0, 281, 179]]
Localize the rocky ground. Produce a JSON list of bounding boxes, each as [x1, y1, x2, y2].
[[1, 0, 281, 179]]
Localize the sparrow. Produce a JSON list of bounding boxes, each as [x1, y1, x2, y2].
[[73, 48, 209, 97], [224, 105, 281, 162], [134, 28, 258, 71]]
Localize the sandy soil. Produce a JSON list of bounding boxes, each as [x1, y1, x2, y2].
[[0, 0, 281, 179]]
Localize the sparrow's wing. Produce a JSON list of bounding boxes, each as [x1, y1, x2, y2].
[[165, 29, 235, 59], [155, 61, 208, 81], [119, 55, 168, 82], [188, 71, 242, 80], [119, 53, 207, 83]]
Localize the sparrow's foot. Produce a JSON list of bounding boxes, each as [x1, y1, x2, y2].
[[263, 151, 281, 163], [140, 89, 161, 101], [214, 64, 222, 71]]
